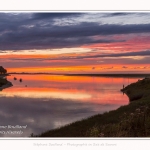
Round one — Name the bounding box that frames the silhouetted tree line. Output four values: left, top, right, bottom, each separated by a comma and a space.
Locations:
0, 66, 7, 74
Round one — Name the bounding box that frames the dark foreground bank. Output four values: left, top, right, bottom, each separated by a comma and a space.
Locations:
32, 78, 150, 137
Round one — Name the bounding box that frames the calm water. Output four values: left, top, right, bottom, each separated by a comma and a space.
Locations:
0, 74, 141, 137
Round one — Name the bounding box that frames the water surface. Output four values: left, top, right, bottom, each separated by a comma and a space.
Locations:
0, 74, 141, 137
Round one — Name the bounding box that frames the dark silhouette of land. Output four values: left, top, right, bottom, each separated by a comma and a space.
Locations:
9, 72, 150, 78
0, 66, 12, 90
0, 77, 13, 91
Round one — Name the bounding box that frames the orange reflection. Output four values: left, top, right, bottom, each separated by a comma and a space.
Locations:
1, 75, 138, 106
7, 74, 131, 84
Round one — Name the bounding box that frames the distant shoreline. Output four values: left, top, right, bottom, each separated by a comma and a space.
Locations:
8, 73, 150, 78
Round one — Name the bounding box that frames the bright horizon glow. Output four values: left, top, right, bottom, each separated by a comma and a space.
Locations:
6, 64, 150, 73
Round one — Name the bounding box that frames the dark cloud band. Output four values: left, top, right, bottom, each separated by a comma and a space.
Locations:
0, 13, 150, 50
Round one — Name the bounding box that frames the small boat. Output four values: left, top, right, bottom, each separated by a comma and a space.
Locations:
14, 77, 17, 80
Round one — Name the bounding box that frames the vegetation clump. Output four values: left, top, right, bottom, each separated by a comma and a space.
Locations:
0, 66, 7, 74
0, 78, 8, 87
86, 105, 150, 137
121, 78, 150, 101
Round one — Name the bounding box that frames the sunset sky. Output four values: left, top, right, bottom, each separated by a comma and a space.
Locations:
0, 12, 150, 74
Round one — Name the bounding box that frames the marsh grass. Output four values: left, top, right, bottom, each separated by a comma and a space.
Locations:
86, 104, 150, 137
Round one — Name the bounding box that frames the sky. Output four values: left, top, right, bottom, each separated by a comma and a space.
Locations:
0, 12, 150, 74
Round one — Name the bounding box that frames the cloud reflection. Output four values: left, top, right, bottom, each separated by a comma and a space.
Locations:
0, 96, 122, 137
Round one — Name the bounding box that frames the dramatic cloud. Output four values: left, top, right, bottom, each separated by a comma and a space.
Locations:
1, 13, 150, 50
30, 50, 150, 60
104, 12, 132, 17
32, 13, 83, 20
122, 66, 128, 69
0, 12, 150, 73
71, 50, 150, 60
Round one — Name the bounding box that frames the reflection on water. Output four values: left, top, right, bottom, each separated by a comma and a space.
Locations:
0, 74, 141, 137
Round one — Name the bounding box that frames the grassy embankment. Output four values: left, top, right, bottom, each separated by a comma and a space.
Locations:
33, 78, 150, 137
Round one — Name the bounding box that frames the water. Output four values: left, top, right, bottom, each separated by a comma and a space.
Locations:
0, 74, 141, 137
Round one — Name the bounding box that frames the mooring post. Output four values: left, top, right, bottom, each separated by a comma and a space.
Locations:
123, 84, 125, 95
